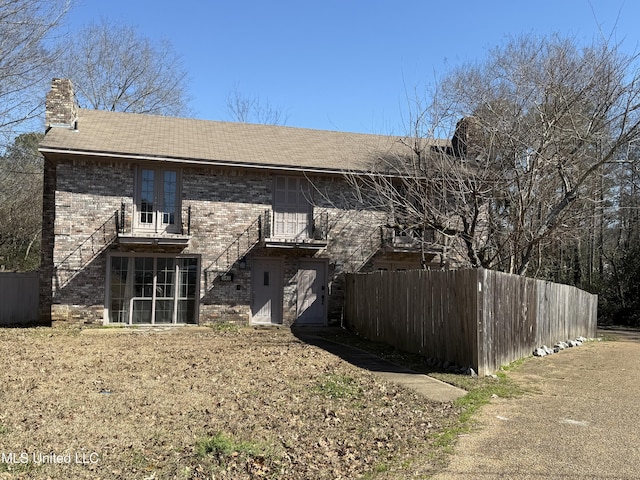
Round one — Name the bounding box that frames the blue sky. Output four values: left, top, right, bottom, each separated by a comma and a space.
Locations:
63, 0, 639, 135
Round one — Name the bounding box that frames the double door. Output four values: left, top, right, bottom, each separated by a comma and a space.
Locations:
250, 258, 326, 325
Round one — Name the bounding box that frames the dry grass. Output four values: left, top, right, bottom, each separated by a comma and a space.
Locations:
0, 326, 460, 479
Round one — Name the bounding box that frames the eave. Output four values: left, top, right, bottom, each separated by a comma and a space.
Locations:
37, 146, 368, 176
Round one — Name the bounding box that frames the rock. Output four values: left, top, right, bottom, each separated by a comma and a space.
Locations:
465, 367, 477, 377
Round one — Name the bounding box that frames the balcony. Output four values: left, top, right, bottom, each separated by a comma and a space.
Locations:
381, 226, 443, 255
116, 202, 191, 249
261, 209, 328, 249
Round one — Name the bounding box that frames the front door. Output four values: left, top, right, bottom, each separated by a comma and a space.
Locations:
296, 260, 327, 325
251, 258, 283, 324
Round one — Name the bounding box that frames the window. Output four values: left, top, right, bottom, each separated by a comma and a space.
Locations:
135, 167, 181, 233
273, 176, 311, 239
108, 255, 199, 324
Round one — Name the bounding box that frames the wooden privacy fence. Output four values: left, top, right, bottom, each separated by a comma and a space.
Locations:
0, 272, 39, 325
344, 268, 598, 376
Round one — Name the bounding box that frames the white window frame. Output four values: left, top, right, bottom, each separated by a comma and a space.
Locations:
133, 165, 182, 234
105, 253, 200, 325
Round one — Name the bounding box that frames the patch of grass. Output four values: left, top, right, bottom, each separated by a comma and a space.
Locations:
374, 462, 389, 472
0, 424, 9, 435
23, 326, 82, 337
0, 460, 35, 474
195, 432, 266, 459
315, 373, 361, 399
194, 432, 284, 478
361, 462, 390, 479
129, 450, 152, 469
209, 321, 240, 332
597, 332, 618, 342
499, 356, 529, 371
430, 366, 529, 455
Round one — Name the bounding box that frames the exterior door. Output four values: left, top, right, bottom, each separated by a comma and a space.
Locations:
251, 258, 283, 324
135, 167, 180, 234
296, 260, 327, 325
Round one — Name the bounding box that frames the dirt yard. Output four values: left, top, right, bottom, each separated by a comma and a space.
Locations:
0, 326, 460, 479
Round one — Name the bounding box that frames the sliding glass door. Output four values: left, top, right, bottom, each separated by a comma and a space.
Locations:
109, 255, 198, 324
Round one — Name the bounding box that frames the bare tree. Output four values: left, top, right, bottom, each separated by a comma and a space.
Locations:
0, 0, 69, 143
0, 132, 43, 270
57, 18, 191, 116
226, 83, 288, 125
342, 34, 640, 276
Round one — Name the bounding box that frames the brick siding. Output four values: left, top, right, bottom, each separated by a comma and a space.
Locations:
42, 158, 419, 327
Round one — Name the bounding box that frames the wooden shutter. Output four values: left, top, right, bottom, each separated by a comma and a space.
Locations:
273, 176, 310, 238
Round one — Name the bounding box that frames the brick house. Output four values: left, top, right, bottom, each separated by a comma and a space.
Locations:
38, 79, 448, 327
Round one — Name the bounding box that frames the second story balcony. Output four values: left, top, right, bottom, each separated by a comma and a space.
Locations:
261, 208, 328, 249
381, 226, 444, 255
116, 202, 191, 249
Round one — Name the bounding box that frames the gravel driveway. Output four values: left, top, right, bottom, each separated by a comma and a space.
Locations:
433, 329, 640, 480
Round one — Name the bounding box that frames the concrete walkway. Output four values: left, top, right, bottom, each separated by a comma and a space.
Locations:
433, 329, 640, 479
296, 333, 467, 403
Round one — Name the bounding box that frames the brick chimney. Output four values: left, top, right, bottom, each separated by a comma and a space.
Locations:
451, 116, 483, 159
45, 78, 78, 130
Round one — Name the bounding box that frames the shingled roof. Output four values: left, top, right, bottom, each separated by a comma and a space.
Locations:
40, 108, 449, 174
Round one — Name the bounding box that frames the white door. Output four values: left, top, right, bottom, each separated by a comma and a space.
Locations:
251, 258, 283, 324
135, 168, 180, 234
296, 260, 327, 325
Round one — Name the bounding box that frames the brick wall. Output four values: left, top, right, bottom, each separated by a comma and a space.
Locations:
47, 160, 132, 324
39, 158, 56, 325
182, 168, 385, 325
44, 159, 397, 326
